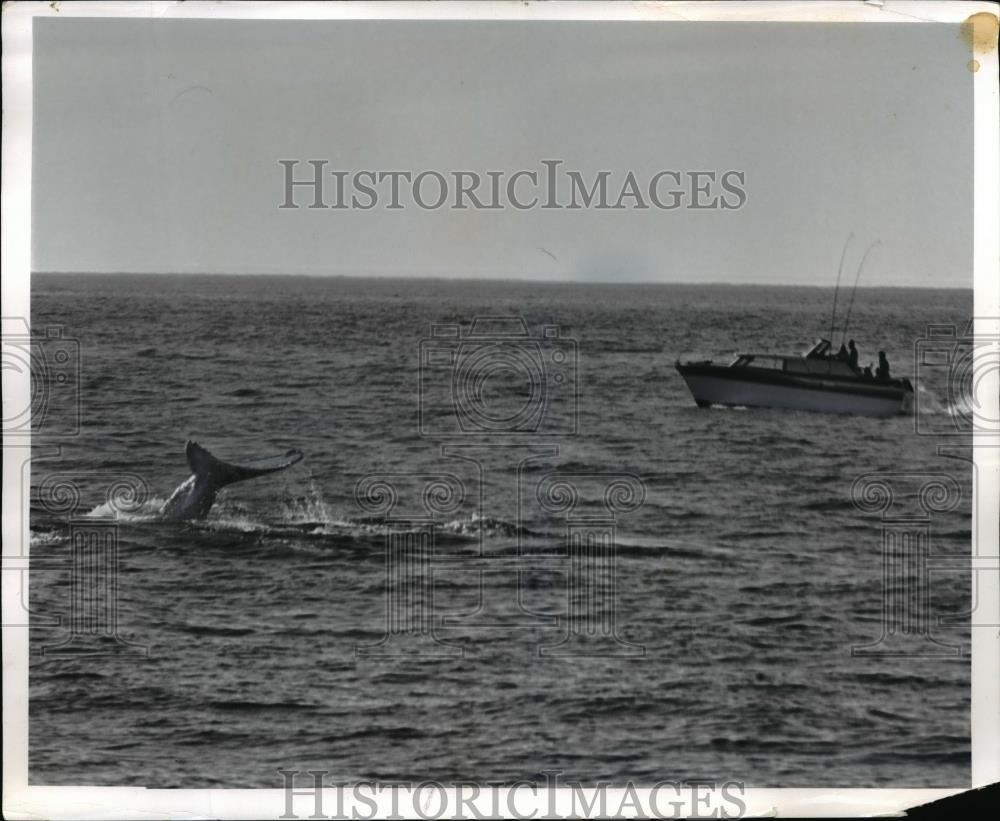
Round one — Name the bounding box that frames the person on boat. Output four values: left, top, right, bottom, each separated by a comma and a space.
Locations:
848, 340, 859, 373
836, 342, 849, 362
876, 351, 891, 381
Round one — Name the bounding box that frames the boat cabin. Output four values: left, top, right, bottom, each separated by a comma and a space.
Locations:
730, 339, 859, 378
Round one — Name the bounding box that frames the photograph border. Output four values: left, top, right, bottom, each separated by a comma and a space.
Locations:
3, 1, 998, 817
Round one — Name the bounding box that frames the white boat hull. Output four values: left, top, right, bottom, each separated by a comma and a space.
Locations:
679, 372, 912, 418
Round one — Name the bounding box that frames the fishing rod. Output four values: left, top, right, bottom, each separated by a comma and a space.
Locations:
828, 233, 854, 347
840, 239, 881, 347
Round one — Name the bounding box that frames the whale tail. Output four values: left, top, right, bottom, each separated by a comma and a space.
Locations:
160, 441, 304, 520
185, 440, 304, 487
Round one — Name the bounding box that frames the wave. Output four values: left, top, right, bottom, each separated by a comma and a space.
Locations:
205, 699, 317, 712
68, 480, 698, 550
439, 513, 535, 538
30, 530, 68, 546
212, 511, 540, 542
273, 481, 541, 539
67, 490, 711, 557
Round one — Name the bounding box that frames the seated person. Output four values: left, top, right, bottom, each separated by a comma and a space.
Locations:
848, 339, 859, 372
875, 351, 891, 381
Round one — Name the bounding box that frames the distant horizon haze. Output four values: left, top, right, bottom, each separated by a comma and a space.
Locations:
30, 271, 973, 291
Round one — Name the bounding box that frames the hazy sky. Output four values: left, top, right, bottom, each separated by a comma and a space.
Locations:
32, 18, 973, 286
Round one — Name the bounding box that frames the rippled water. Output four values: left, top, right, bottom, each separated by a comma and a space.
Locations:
29, 274, 972, 787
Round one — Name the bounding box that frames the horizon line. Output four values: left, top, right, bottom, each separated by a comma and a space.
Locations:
29, 271, 973, 290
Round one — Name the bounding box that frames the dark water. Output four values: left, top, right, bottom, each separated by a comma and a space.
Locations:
29, 274, 972, 788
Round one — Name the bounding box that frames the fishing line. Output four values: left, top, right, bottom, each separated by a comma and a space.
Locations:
841, 239, 881, 346
829, 233, 854, 346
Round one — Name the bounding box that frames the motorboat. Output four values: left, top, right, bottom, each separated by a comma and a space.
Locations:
675, 339, 914, 417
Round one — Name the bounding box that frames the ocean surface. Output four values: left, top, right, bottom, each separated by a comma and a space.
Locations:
28, 274, 973, 788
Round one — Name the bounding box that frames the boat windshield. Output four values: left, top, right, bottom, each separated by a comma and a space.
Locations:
730, 355, 783, 370
805, 339, 832, 359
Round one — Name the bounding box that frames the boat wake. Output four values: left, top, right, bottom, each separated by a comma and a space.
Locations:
916, 383, 977, 420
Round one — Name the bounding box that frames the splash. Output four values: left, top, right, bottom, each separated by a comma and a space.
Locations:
439, 512, 530, 539
85, 497, 166, 522
280, 479, 340, 525
75, 479, 539, 543
194, 514, 273, 534
916, 383, 972, 419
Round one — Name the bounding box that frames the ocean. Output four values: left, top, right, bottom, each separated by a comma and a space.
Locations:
28, 274, 973, 788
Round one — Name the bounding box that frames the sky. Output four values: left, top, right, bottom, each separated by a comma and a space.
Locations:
32, 18, 974, 287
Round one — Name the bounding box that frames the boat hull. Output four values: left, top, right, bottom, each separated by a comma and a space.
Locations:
676, 364, 913, 418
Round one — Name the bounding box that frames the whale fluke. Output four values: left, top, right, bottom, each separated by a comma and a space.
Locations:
159, 440, 304, 521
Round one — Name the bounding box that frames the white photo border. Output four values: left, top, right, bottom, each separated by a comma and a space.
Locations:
2, 1, 998, 818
